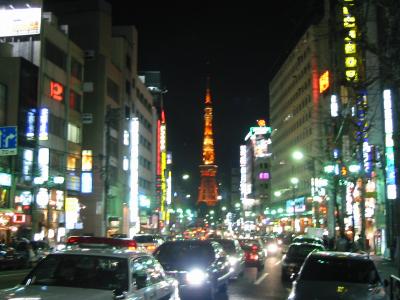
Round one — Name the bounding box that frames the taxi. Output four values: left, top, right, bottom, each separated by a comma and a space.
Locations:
0, 238, 179, 300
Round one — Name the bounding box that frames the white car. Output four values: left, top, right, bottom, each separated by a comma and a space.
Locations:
288, 251, 387, 300
0, 247, 179, 300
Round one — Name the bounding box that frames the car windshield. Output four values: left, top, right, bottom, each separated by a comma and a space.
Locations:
212, 240, 235, 254
154, 241, 215, 270
22, 254, 128, 291
300, 256, 380, 284
134, 235, 155, 243
287, 244, 324, 258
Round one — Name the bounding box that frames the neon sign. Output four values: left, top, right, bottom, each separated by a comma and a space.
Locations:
39, 108, 49, 140
319, 70, 330, 93
342, 0, 359, 82
50, 81, 64, 101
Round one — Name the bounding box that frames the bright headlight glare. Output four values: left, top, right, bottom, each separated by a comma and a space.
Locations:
186, 269, 208, 285
228, 256, 238, 265
267, 244, 278, 252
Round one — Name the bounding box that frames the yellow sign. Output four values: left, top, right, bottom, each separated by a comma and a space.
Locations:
319, 71, 330, 94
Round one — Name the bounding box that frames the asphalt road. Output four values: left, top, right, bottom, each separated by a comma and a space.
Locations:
0, 255, 291, 300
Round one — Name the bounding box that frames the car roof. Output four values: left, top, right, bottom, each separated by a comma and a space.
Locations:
289, 242, 325, 248
308, 251, 371, 261
53, 248, 149, 259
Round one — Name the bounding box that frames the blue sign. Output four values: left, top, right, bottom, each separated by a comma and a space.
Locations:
0, 126, 17, 156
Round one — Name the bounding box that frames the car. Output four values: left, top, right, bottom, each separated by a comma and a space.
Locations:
12, 239, 39, 267
292, 235, 324, 246
281, 242, 325, 281
66, 235, 138, 250
209, 238, 245, 279
239, 239, 265, 271
134, 234, 164, 253
288, 251, 387, 300
263, 236, 281, 256
0, 247, 179, 300
153, 239, 231, 299
0, 244, 27, 270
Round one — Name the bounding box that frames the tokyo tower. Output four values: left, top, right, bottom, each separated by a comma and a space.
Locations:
197, 78, 219, 207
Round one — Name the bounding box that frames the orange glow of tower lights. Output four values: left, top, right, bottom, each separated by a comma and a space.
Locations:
202, 81, 215, 165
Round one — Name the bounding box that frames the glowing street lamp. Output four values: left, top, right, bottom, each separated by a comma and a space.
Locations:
182, 174, 190, 180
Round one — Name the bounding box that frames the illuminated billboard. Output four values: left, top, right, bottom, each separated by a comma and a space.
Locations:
0, 8, 42, 38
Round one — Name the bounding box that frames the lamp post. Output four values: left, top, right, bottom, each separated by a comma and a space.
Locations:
290, 177, 299, 232
292, 150, 320, 228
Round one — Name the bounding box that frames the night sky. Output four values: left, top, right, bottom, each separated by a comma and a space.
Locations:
109, 1, 323, 199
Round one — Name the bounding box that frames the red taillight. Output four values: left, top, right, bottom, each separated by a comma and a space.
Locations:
251, 245, 259, 251
249, 253, 259, 260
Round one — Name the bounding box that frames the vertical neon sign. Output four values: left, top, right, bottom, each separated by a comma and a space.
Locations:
383, 90, 397, 199
129, 118, 140, 234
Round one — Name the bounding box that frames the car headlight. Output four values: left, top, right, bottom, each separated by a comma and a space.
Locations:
267, 244, 278, 253
228, 256, 238, 266
186, 269, 208, 285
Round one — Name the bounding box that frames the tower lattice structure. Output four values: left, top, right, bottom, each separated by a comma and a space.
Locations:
198, 80, 219, 207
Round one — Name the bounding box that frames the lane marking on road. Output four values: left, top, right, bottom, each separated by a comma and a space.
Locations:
254, 272, 269, 285
274, 259, 283, 266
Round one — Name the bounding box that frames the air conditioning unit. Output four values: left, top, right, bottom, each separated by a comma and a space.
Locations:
60, 24, 69, 35
84, 50, 95, 59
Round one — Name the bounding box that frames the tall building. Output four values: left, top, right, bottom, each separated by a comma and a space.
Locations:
269, 4, 329, 233
197, 80, 219, 209
0, 2, 85, 243
45, 0, 156, 237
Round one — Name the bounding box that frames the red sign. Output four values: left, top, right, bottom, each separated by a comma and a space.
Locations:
50, 81, 64, 101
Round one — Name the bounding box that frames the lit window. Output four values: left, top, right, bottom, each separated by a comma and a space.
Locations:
68, 123, 81, 143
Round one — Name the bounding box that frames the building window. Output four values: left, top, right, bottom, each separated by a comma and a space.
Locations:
69, 90, 82, 112
50, 150, 64, 173
71, 58, 83, 80
67, 156, 77, 171
68, 123, 81, 143
45, 39, 66, 70
107, 78, 119, 103
49, 113, 65, 138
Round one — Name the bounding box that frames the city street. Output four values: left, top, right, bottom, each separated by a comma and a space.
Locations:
0, 255, 291, 300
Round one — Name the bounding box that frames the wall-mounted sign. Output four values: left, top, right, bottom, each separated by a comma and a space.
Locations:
82, 150, 93, 171
0, 172, 11, 186
319, 70, 330, 93
50, 81, 64, 102
0, 8, 42, 38
39, 108, 49, 140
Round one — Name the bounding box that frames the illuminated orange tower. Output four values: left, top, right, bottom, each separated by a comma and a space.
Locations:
198, 79, 219, 207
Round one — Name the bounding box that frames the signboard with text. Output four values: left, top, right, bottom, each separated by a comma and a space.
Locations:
0, 126, 17, 156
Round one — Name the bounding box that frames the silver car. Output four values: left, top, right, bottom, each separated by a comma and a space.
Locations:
0, 248, 179, 300
288, 251, 387, 300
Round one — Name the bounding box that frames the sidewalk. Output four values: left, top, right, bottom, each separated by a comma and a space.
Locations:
371, 255, 399, 280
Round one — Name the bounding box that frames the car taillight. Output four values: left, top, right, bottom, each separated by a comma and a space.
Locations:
251, 245, 259, 251
249, 253, 259, 260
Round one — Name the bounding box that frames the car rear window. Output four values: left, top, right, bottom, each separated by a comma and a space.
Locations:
299, 256, 380, 284
154, 241, 215, 270
287, 244, 324, 258
134, 235, 155, 243
211, 240, 235, 254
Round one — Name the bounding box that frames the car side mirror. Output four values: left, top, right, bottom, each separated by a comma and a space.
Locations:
135, 273, 148, 289
113, 288, 127, 299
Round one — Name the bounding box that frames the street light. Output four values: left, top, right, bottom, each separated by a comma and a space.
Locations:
290, 177, 299, 232
182, 174, 190, 180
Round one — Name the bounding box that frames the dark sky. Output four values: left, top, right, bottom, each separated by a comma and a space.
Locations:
109, 1, 323, 197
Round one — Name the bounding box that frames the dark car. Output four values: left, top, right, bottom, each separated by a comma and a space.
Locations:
281, 242, 325, 281
288, 251, 387, 300
153, 239, 231, 299
239, 239, 265, 271
209, 238, 245, 279
0, 244, 27, 269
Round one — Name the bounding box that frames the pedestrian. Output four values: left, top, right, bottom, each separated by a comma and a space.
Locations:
336, 233, 350, 252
